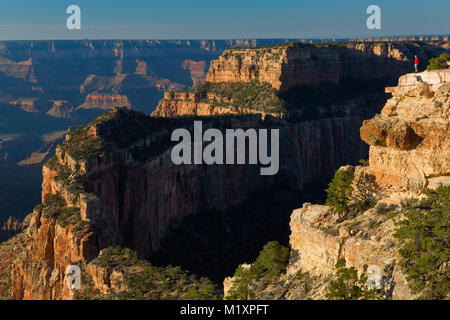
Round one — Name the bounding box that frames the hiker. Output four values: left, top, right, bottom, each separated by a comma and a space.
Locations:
414, 55, 419, 73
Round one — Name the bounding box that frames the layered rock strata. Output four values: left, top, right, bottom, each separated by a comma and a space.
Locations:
10, 98, 374, 299
281, 70, 450, 299
360, 70, 450, 190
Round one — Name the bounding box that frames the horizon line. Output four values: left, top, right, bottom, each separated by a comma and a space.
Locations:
0, 34, 449, 42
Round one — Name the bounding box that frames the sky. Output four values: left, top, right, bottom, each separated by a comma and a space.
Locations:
0, 0, 449, 40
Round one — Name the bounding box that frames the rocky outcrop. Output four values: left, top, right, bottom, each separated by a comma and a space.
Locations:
0, 234, 26, 300
155, 41, 449, 118
77, 93, 131, 110
0, 57, 36, 83
46, 101, 78, 119
288, 199, 413, 299
10, 96, 376, 299
152, 91, 216, 117
0, 39, 297, 114
11, 210, 97, 300
153, 90, 282, 118
2, 216, 25, 233
360, 70, 450, 190
181, 60, 207, 87
6, 98, 51, 113
207, 42, 448, 92
280, 70, 450, 300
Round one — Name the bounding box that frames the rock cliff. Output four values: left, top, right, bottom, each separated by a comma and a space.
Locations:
360, 69, 450, 190
206, 42, 447, 91
0, 39, 296, 114
3, 43, 449, 300
256, 69, 450, 300
78, 93, 131, 110
153, 41, 449, 117
9, 96, 376, 299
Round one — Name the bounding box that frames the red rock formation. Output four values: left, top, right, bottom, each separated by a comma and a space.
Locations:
78, 93, 131, 110
2, 217, 24, 233
7, 98, 51, 113
0, 57, 36, 82
10, 96, 376, 299
46, 101, 77, 119
206, 42, 445, 92
182, 60, 207, 86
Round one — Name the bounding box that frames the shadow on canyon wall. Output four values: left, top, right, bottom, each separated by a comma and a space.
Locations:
150, 182, 328, 284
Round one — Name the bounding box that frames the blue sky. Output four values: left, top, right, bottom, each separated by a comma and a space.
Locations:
0, 0, 448, 40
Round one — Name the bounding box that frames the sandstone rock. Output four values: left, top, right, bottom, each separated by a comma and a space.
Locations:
361, 70, 450, 190
46, 100, 78, 119
2, 216, 24, 233
206, 43, 445, 92
77, 93, 131, 110
11, 102, 375, 299
361, 116, 421, 150
288, 201, 415, 299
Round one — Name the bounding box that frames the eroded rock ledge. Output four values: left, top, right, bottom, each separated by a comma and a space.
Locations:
280, 70, 449, 299
361, 70, 450, 190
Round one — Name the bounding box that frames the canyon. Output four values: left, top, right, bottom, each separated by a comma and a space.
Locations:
0, 39, 296, 227
0, 40, 449, 300
153, 41, 449, 118
224, 69, 450, 300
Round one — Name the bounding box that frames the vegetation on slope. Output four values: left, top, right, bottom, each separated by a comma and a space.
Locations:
191, 80, 286, 114
57, 107, 265, 162
226, 241, 290, 300
325, 168, 376, 220
326, 258, 384, 300
35, 192, 88, 232
394, 186, 450, 300
325, 169, 355, 219
427, 53, 450, 70
77, 246, 221, 300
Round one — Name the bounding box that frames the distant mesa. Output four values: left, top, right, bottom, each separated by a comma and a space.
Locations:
77, 93, 131, 110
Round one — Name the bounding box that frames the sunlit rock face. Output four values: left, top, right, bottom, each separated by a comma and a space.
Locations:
361, 69, 450, 190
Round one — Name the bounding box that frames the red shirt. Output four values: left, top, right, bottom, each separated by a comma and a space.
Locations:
415, 57, 419, 65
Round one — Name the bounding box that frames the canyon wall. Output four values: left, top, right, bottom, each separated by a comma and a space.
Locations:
0, 39, 296, 224
283, 70, 450, 299
10, 98, 375, 299
78, 93, 131, 110
5, 43, 449, 300
206, 42, 448, 91
154, 41, 449, 118
0, 39, 296, 113
360, 69, 450, 190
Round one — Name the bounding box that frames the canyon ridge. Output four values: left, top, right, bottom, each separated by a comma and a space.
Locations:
0, 40, 449, 300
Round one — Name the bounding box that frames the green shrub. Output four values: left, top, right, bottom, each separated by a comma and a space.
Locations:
375, 202, 396, 215
394, 186, 450, 299
326, 258, 384, 300
252, 241, 290, 279
97, 246, 221, 300
427, 53, 450, 70
325, 169, 355, 219
352, 172, 377, 212
191, 80, 286, 114
227, 241, 290, 300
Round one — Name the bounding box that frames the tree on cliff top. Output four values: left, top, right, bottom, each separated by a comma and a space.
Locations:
394, 186, 450, 300
227, 241, 290, 300
326, 258, 384, 300
427, 53, 450, 70
325, 169, 355, 219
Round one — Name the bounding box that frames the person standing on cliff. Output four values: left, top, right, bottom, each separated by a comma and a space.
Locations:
414, 55, 419, 73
